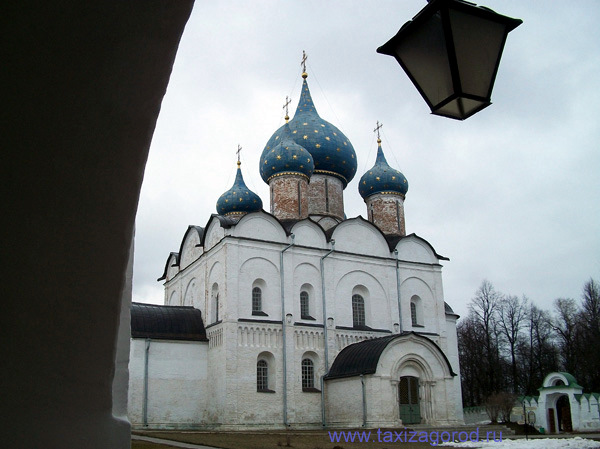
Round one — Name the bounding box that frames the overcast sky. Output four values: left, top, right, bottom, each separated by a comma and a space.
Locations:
133, 0, 600, 319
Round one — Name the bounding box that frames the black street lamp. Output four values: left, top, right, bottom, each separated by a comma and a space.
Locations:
377, 0, 522, 120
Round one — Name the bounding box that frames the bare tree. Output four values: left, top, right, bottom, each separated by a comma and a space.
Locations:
524, 304, 558, 395
469, 280, 502, 393
552, 297, 580, 375
580, 278, 600, 390
498, 295, 528, 393
458, 313, 488, 406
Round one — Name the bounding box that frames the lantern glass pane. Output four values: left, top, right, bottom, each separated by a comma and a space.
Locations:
449, 9, 507, 99
394, 12, 454, 108
435, 97, 487, 119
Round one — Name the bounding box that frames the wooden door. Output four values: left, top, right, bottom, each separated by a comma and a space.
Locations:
399, 376, 421, 424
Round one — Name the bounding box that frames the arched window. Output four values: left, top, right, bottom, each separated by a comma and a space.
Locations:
252, 287, 262, 314
211, 283, 219, 323
214, 293, 219, 322
352, 294, 365, 328
257, 359, 268, 391
302, 358, 314, 390
300, 291, 310, 318
411, 302, 418, 326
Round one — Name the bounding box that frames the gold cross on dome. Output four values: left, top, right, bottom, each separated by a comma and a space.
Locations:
236, 144, 242, 164
283, 96, 292, 122
374, 121, 383, 140
301, 50, 307, 73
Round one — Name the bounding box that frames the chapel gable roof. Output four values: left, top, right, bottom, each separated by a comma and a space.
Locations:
131, 302, 208, 341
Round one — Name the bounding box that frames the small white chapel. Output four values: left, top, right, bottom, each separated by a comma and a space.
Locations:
128, 62, 464, 429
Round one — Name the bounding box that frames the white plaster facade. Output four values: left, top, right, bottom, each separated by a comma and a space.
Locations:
128, 211, 464, 429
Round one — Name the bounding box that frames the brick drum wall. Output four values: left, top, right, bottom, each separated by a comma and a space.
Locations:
307, 174, 344, 220
366, 194, 406, 236
270, 175, 309, 220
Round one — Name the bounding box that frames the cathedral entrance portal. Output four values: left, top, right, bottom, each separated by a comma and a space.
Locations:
399, 376, 421, 424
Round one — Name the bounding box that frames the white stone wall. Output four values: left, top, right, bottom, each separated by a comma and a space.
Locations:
128, 339, 208, 428
147, 211, 462, 428
326, 377, 365, 427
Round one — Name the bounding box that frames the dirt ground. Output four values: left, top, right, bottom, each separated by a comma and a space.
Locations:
132, 429, 455, 449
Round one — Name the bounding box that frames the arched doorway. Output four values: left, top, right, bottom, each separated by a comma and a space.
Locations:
399, 376, 421, 424
556, 395, 572, 432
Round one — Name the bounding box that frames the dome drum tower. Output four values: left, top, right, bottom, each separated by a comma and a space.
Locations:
365, 193, 406, 236
261, 123, 315, 221
261, 71, 357, 229
359, 138, 409, 237
269, 174, 310, 220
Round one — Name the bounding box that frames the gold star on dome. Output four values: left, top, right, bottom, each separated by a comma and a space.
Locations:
300, 165, 304, 168
275, 136, 279, 140
314, 129, 318, 133
303, 135, 308, 139
336, 148, 340, 152
303, 122, 308, 126
315, 144, 321, 148
239, 197, 243, 201
351, 154, 354, 159
293, 130, 297, 134
276, 155, 281, 160
264, 160, 268, 164
225, 199, 229, 203
321, 124, 325, 127
342, 161, 346, 164
326, 156, 330, 160
232, 191, 236, 195
376, 177, 380, 181
292, 155, 297, 159
344, 142, 347, 146
363, 181, 366, 185
325, 137, 330, 141
333, 132, 337, 136
307, 158, 311, 163
392, 176, 396, 180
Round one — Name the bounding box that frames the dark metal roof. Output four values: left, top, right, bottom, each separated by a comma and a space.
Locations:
325, 331, 456, 380
131, 302, 208, 341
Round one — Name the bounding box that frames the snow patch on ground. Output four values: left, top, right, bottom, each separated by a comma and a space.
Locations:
440, 437, 600, 448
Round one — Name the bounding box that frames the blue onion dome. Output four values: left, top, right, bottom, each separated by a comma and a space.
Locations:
260, 123, 314, 183
261, 73, 357, 188
358, 139, 409, 200
216, 161, 263, 217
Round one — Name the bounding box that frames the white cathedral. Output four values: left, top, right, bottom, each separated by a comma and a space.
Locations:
128, 68, 464, 429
